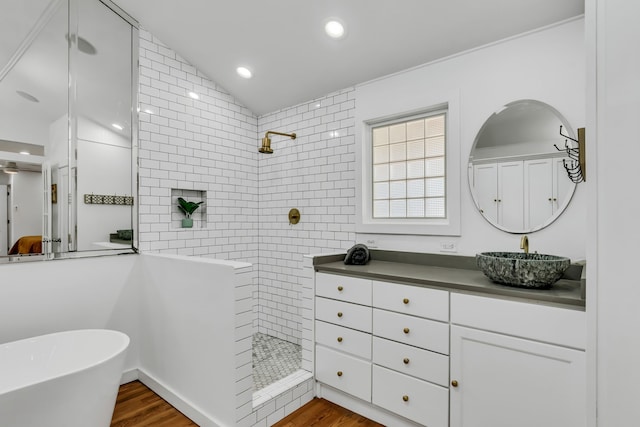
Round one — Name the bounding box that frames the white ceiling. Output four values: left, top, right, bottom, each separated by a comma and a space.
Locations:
112, 0, 584, 116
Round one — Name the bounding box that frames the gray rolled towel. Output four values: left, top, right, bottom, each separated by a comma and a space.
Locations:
344, 244, 370, 265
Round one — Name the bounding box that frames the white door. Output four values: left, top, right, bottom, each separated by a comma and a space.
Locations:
497, 161, 523, 230
473, 163, 498, 224
0, 184, 7, 256
450, 325, 586, 427
524, 158, 554, 229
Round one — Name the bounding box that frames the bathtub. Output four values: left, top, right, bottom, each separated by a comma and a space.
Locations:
0, 329, 129, 427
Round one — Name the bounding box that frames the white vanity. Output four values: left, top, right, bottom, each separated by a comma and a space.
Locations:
312, 251, 585, 427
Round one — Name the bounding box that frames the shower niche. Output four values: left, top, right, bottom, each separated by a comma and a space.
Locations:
171, 188, 207, 229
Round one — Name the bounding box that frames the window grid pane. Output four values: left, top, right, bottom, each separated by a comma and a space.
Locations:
371, 112, 446, 219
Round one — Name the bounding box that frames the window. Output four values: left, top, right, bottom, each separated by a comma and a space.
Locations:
354, 82, 460, 236
371, 112, 446, 219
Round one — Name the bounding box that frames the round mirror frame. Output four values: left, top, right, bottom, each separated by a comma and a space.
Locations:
468, 99, 577, 234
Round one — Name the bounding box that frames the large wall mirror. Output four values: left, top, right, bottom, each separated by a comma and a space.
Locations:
468, 100, 577, 233
0, 0, 138, 261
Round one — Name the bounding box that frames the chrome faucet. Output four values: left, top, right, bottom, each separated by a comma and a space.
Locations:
520, 235, 529, 254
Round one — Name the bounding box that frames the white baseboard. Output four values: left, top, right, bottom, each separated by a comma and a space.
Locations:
317, 384, 423, 427
120, 368, 139, 385
137, 369, 225, 427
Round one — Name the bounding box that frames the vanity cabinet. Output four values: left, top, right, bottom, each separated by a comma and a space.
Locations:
449, 293, 586, 427
314, 272, 450, 427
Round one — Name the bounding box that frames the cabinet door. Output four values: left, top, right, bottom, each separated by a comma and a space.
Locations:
450, 325, 586, 427
497, 161, 524, 230
473, 163, 498, 224
524, 158, 554, 229
553, 157, 574, 214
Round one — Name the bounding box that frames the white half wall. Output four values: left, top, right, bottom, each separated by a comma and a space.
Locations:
0, 255, 140, 374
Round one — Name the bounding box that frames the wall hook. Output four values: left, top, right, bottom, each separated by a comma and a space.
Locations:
554, 125, 586, 183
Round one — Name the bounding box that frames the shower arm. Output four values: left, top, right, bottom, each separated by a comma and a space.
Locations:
265, 131, 296, 140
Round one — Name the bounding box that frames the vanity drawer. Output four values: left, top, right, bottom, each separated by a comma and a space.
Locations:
316, 345, 372, 402
372, 365, 448, 427
373, 280, 449, 321
373, 309, 449, 355
316, 273, 372, 305
316, 320, 372, 359
316, 297, 372, 333
373, 336, 449, 387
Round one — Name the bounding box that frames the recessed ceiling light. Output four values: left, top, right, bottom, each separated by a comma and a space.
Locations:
324, 19, 346, 39
112, 123, 124, 131
188, 91, 200, 100
236, 66, 253, 79
19, 151, 30, 155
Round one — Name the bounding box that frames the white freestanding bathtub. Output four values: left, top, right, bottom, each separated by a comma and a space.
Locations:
0, 329, 130, 427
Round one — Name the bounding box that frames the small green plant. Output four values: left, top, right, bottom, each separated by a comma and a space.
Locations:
177, 197, 203, 218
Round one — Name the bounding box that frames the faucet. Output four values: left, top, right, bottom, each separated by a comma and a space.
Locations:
520, 235, 529, 254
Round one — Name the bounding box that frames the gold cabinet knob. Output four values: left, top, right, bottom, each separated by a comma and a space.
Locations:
337, 371, 343, 377
403, 358, 410, 364
337, 286, 343, 291
451, 380, 458, 387
402, 395, 409, 402
337, 337, 343, 342
337, 312, 343, 318
403, 327, 410, 334
403, 298, 409, 304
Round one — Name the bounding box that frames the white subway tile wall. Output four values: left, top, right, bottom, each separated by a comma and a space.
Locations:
257, 91, 357, 345
138, 28, 356, 425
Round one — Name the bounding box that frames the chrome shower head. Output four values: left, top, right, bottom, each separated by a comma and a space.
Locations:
259, 131, 296, 154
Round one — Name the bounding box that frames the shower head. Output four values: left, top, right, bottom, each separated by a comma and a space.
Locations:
259, 131, 296, 154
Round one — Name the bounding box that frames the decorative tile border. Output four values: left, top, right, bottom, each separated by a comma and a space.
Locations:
84, 194, 134, 205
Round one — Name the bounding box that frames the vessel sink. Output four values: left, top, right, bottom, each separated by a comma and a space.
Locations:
476, 252, 571, 288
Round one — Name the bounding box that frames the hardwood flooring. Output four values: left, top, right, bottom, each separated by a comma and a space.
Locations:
110, 381, 197, 427
272, 397, 385, 427
111, 381, 383, 427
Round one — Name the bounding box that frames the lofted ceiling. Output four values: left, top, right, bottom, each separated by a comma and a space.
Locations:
112, 0, 584, 116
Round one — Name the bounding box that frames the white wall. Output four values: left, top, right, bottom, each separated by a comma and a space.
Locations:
354, 18, 586, 260
589, 0, 640, 425
0, 255, 140, 373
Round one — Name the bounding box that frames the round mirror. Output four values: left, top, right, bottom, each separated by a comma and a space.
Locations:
468, 100, 577, 233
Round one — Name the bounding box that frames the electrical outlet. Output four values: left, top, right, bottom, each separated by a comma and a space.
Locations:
440, 242, 457, 253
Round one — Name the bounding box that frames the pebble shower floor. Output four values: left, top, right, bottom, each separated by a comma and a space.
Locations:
252, 333, 302, 390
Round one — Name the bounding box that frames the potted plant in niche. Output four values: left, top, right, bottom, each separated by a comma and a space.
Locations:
177, 197, 203, 228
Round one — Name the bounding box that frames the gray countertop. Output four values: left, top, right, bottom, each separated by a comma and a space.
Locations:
314, 251, 585, 310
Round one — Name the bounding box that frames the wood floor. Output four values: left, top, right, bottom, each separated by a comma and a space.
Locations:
111, 381, 384, 427
110, 381, 197, 427
272, 398, 385, 427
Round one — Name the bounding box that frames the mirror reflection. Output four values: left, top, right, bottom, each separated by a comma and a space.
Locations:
468, 100, 576, 233
0, 0, 137, 260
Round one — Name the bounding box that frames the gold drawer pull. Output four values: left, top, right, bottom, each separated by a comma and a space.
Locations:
337, 371, 343, 377
403, 358, 410, 364
337, 286, 343, 291
403, 327, 410, 334
337, 337, 343, 342
337, 312, 343, 318
451, 380, 459, 387
402, 395, 409, 402
403, 298, 409, 304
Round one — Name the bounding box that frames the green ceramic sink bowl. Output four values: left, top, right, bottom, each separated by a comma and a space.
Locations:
476, 252, 571, 288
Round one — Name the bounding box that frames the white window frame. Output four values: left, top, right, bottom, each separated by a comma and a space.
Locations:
355, 86, 461, 236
